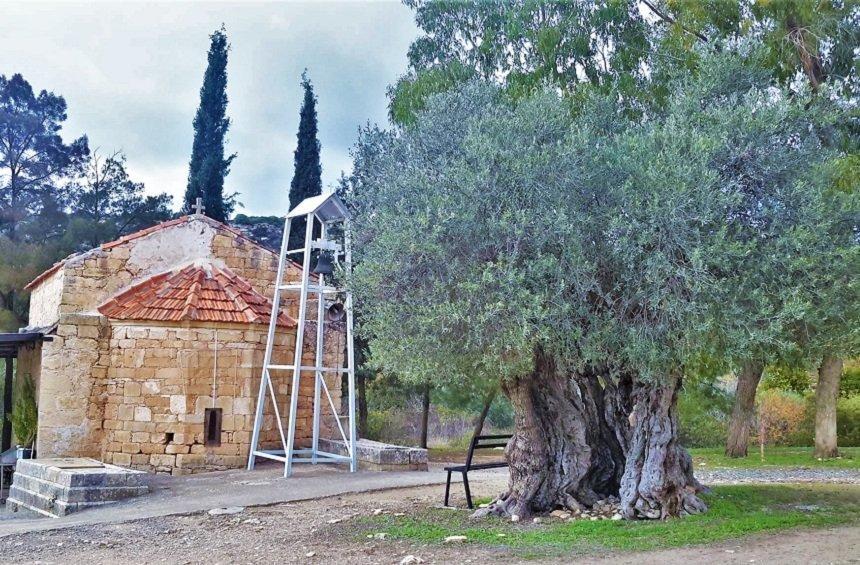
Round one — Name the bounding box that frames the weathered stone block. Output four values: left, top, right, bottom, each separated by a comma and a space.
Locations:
121, 443, 141, 454
169, 395, 186, 414
131, 432, 150, 443
77, 325, 101, 339
150, 454, 176, 467
126, 327, 149, 339
233, 397, 252, 415
142, 380, 160, 394
112, 453, 132, 466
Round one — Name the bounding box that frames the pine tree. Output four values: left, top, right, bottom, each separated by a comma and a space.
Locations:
184, 25, 236, 223
288, 70, 322, 256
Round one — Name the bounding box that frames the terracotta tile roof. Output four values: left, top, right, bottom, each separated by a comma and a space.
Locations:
25, 214, 295, 291
98, 264, 296, 327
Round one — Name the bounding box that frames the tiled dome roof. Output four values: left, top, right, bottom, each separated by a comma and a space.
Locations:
98, 264, 295, 327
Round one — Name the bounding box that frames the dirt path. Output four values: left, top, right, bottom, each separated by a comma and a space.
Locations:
578, 526, 860, 565
2, 476, 858, 564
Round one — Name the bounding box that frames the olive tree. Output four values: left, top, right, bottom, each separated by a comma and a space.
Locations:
346, 53, 851, 519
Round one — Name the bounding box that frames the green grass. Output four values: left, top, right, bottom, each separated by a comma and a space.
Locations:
354, 485, 860, 558
690, 446, 860, 469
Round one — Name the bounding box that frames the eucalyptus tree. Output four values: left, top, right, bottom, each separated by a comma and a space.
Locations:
654, 0, 858, 97
390, 0, 651, 124
796, 163, 859, 457
347, 51, 850, 519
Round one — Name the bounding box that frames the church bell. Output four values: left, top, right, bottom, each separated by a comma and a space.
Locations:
325, 302, 346, 323
312, 253, 334, 276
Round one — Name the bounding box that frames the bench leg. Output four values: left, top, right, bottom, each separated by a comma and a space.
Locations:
444, 470, 452, 507
463, 472, 473, 509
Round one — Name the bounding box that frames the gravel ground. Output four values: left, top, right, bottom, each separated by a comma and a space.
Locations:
1, 467, 858, 564
1, 484, 506, 564
696, 467, 860, 485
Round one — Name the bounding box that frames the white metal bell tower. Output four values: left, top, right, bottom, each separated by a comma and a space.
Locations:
247, 193, 357, 476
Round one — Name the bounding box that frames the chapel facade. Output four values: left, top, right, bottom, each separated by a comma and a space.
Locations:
18, 213, 342, 474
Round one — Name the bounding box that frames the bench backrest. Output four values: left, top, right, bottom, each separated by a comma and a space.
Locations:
465, 433, 512, 470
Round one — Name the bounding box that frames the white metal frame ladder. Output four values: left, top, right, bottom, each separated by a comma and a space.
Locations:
247, 193, 358, 477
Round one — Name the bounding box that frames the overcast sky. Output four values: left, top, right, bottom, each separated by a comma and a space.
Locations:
0, 1, 418, 216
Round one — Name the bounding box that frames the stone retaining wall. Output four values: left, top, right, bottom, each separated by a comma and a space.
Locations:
319, 438, 428, 471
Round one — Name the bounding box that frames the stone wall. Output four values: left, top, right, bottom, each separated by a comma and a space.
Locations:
27, 268, 63, 329
100, 320, 344, 474
35, 313, 111, 459
23, 215, 343, 469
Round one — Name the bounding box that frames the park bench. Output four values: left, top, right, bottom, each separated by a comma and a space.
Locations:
443, 433, 512, 509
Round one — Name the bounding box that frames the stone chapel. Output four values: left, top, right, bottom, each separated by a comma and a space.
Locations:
15, 213, 342, 474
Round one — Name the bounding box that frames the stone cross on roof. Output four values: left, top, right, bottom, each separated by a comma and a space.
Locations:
192, 197, 205, 216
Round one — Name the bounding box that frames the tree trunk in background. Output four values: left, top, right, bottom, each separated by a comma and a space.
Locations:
472, 389, 497, 438
357, 374, 368, 438
419, 382, 430, 449
814, 355, 843, 459
474, 351, 623, 519
725, 361, 765, 458
620, 373, 707, 519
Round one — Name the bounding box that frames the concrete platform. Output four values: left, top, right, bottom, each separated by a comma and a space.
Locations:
0, 462, 471, 537
6, 458, 149, 518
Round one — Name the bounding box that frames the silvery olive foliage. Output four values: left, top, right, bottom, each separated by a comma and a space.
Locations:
346, 52, 856, 387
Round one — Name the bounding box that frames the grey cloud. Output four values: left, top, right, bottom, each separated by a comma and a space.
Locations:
0, 1, 417, 215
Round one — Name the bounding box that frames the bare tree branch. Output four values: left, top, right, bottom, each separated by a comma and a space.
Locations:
640, 0, 709, 44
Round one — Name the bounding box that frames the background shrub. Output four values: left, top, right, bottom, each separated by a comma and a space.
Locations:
677, 379, 732, 448
753, 389, 808, 447
837, 395, 860, 446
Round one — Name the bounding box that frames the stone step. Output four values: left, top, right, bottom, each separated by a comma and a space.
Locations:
12, 473, 149, 503
15, 458, 147, 488
6, 485, 124, 518
6, 458, 150, 518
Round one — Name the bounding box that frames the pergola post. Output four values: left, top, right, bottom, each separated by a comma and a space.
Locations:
2, 357, 13, 452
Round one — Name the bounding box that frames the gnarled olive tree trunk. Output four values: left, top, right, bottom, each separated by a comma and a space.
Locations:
620, 373, 707, 519
725, 361, 765, 458
814, 355, 843, 459
474, 352, 624, 519
577, 371, 633, 496
474, 354, 705, 521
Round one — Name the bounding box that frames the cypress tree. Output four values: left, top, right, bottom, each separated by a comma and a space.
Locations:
288, 70, 322, 255
184, 25, 236, 223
